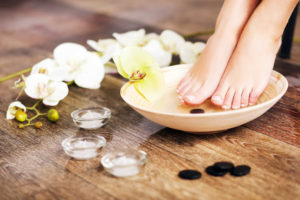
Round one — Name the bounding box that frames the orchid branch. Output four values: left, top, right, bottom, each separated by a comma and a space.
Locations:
0, 67, 32, 83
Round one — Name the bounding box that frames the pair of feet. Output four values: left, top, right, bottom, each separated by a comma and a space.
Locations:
177, 13, 281, 109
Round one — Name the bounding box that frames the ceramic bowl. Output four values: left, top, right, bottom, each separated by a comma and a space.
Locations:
120, 64, 288, 133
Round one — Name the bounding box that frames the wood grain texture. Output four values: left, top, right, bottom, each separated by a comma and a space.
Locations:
0, 0, 299, 199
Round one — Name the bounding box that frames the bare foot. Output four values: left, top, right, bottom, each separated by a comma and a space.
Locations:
177, 0, 260, 105
211, 32, 281, 109
177, 33, 237, 105
211, 0, 299, 109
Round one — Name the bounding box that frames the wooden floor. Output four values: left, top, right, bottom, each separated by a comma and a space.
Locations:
0, 0, 299, 200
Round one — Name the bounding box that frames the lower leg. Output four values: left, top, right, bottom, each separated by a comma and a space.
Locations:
177, 0, 260, 105
212, 0, 299, 109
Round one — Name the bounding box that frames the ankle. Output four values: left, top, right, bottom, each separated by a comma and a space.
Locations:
208, 31, 239, 46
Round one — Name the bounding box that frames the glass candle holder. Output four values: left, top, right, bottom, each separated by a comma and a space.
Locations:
101, 149, 147, 177
71, 107, 111, 130
62, 135, 106, 160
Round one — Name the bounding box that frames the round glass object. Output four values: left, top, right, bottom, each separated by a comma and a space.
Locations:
71, 107, 111, 130
101, 149, 147, 177
62, 135, 106, 160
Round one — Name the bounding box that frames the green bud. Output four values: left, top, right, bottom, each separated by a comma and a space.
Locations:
18, 124, 25, 129
48, 109, 59, 122
35, 121, 43, 129
15, 110, 27, 122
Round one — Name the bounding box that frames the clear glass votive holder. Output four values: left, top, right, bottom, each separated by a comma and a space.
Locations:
62, 135, 107, 160
71, 107, 111, 130
100, 149, 147, 177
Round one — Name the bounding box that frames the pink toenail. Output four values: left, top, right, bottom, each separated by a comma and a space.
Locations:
232, 105, 240, 109
222, 105, 230, 110
241, 104, 246, 107
212, 96, 222, 104
186, 95, 195, 102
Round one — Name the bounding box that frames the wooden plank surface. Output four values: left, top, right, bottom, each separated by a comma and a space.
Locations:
0, 0, 299, 199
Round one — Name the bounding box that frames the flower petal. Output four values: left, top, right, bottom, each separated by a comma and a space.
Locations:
134, 66, 165, 102
113, 55, 129, 78
31, 58, 67, 82
113, 29, 146, 47
101, 43, 122, 64
54, 42, 88, 66
193, 42, 206, 54
87, 40, 102, 52
160, 30, 185, 54
119, 46, 159, 77
179, 42, 197, 64
74, 52, 105, 89
142, 39, 172, 67
179, 41, 206, 64
43, 81, 69, 106
6, 101, 26, 119
53, 43, 88, 82
25, 74, 50, 99
104, 62, 118, 74
141, 33, 160, 46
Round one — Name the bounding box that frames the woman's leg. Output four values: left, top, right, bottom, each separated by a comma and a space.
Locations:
177, 0, 260, 105
212, 0, 299, 109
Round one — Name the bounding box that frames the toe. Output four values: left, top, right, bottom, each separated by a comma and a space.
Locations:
183, 86, 209, 105
211, 83, 229, 106
232, 89, 242, 109
177, 82, 193, 99
177, 77, 189, 93
249, 87, 264, 105
241, 88, 251, 107
222, 88, 235, 109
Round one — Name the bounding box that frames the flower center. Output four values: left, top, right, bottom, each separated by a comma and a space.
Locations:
38, 68, 47, 74
38, 83, 48, 98
67, 59, 85, 73
129, 70, 146, 81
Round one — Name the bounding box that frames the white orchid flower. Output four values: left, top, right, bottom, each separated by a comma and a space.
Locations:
113, 29, 146, 47
141, 33, 160, 45
25, 74, 68, 106
53, 43, 105, 89
72, 52, 105, 89
31, 58, 67, 82
6, 101, 26, 120
160, 30, 185, 54
87, 39, 122, 64
142, 39, 172, 67
179, 41, 206, 64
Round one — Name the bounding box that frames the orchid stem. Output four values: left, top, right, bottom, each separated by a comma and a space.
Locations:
294, 37, 300, 43
183, 30, 215, 39
0, 67, 32, 83
24, 100, 47, 126
67, 81, 74, 86
105, 61, 117, 68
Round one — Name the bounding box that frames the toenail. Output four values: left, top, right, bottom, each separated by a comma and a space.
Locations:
249, 103, 254, 106
212, 96, 222, 104
186, 95, 195, 102
241, 104, 246, 107
222, 105, 230, 110
232, 105, 240, 109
